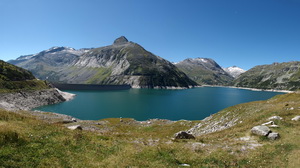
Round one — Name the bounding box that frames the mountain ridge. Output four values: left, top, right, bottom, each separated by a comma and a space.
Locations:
175, 57, 234, 85
9, 37, 197, 89
233, 61, 300, 91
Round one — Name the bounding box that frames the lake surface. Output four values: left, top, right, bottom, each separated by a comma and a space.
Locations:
36, 87, 284, 121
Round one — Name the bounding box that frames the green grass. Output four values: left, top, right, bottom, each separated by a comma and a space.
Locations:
0, 93, 300, 167
0, 60, 51, 93
0, 79, 51, 93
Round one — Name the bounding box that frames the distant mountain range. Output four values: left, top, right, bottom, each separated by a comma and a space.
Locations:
9, 36, 197, 89
9, 36, 300, 91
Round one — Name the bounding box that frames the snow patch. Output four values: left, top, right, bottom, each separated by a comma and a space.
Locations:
223, 66, 246, 78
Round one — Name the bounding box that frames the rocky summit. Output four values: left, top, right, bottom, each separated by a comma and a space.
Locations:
175, 58, 234, 85
9, 37, 197, 89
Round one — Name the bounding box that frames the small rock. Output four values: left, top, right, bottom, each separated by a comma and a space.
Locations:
251, 126, 271, 136
72, 118, 77, 122
67, 125, 83, 130
174, 131, 195, 139
262, 121, 274, 126
179, 163, 190, 167
291, 116, 300, 121
269, 125, 279, 128
268, 116, 283, 120
267, 132, 280, 140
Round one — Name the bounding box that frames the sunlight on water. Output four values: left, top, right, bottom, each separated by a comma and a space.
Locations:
36, 87, 283, 121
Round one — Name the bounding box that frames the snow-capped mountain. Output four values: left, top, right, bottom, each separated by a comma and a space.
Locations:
223, 66, 246, 78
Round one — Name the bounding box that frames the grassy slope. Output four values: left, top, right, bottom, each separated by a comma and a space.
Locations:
0, 60, 50, 93
0, 92, 299, 167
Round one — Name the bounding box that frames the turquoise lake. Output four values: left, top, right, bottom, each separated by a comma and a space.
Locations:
36, 87, 284, 121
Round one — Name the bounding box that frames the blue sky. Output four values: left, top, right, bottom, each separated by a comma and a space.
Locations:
1, 0, 300, 70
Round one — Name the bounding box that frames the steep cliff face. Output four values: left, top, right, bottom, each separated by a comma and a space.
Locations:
10, 36, 197, 88
175, 58, 234, 85
233, 61, 300, 91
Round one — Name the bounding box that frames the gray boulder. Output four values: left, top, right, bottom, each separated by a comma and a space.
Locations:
174, 131, 195, 139
268, 132, 280, 140
251, 126, 271, 136
291, 116, 300, 121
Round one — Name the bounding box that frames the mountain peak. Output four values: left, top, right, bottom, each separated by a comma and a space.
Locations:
223, 66, 246, 78
113, 36, 129, 45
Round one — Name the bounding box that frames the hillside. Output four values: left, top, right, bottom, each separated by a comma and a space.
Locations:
0, 60, 50, 92
0, 92, 299, 167
175, 58, 234, 85
9, 37, 197, 89
233, 61, 300, 91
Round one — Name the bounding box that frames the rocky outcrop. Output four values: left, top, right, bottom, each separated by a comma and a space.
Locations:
187, 112, 240, 136
174, 131, 195, 140
0, 89, 67, 111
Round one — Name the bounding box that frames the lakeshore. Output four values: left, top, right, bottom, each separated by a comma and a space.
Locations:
201, 85, 294, 93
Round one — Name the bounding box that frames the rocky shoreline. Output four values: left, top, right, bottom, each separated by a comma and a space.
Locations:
0, 88, 75, 111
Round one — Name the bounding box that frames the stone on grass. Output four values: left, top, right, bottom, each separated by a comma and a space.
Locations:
251, 126, 271, 136
267, 132, 280, 140
268, 116, 283, 120
291, 116, 300, 121
174, 131, 195, 139
179, 163, 191, 167
67, 125, 83, 130
262, 121, 274, 126
269, 125, 279, 128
